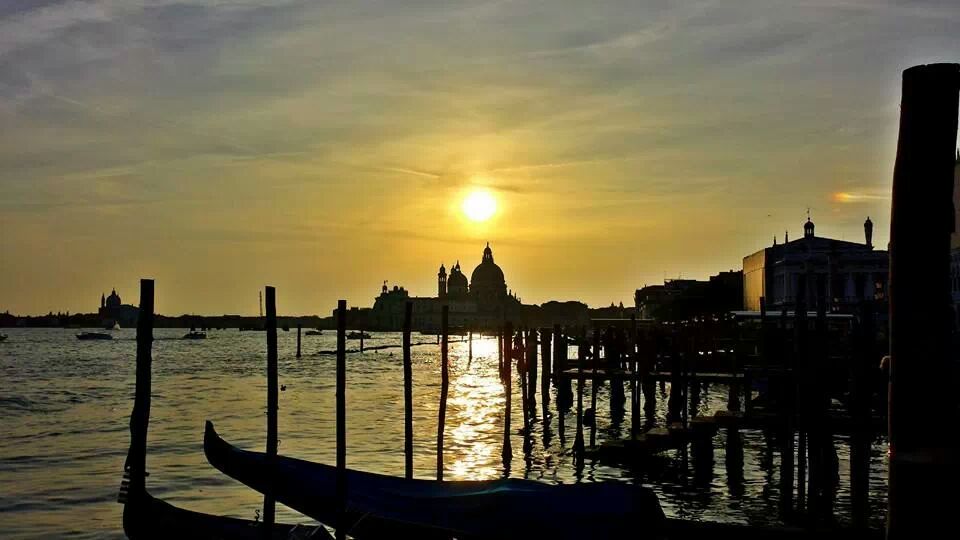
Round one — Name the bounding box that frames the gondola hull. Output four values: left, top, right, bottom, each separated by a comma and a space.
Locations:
204, 421, 665, 539
122, 490, 328, 540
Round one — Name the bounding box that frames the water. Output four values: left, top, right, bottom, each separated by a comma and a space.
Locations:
0, 328, 887, 538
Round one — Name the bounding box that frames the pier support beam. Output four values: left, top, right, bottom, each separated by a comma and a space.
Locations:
887, 63, 960, 538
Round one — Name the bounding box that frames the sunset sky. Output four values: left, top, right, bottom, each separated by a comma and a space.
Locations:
2, 1, 959, 315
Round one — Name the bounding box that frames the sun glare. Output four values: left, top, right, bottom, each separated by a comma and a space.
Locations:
462, 190, 497, 222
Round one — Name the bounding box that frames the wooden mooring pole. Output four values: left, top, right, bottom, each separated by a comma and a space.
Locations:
403, 302, 413, 479
437, 304, 449, 480
335, 300, 347, 540
262, 286, 278, 538
540, 328, 551, 421
887, 63, 960, 538
121, 279, 154, 506
589, 329, 600, 448
574, 330, 586, 464
296, 324, 302, 358
501, 321, 513, 465
527, 328, 538, 417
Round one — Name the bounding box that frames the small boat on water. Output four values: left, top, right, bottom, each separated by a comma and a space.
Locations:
204, 421, 665, 539
77, 331, 113, 340
0, 334, 7, 342
182, 331, 207, 340
105, 322, 121, 331
304, 329, 323, 336
347, 331, 371, 340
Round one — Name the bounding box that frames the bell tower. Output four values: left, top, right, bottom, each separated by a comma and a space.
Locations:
438, 264, 447, 298
804, 209, 815, 239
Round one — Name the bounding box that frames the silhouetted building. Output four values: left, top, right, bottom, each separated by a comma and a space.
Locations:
98, 289, 139, 326
742, 215, 888, 313
370, 243, 521, 332
635, 271, 743, 321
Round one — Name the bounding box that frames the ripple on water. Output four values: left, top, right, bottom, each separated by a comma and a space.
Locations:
0, 329, 888, 538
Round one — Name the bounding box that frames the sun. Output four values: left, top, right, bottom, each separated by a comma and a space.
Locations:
462, 190, 497, 222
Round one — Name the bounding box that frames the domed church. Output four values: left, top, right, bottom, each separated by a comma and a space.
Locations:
438, 243, 512, 311
373, 243, 521, 332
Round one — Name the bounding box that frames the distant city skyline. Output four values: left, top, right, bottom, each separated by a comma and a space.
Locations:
2, 1, 959, 315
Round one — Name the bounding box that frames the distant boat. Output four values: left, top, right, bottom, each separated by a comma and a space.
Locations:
304, 329, 323, 336
77, 332, 113, 340
0, 334, 7, 342
182, 331, 207, 340
105, 322, 121, 330
347, 331, 371, 340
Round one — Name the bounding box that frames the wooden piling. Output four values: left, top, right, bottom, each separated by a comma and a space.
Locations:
335, 300, 347, 540
540, 328, 551, 421
781, 288, 804, 515
123, 278, 155, 502
296, 324, 302, 358
573, 330, 586, 464
437, 304, 449, 481
589, 329, 600, 447
262, 287, 279, 537
887, 63, 960, 538
850, 301, 873, 527
501, 322, 513, 464
498, 326, 504, 383
517, 331, 530, 442
527, 329, 538, 417
403, 302, 413, 480
468, 330, 473, 363
630, 315, 638, 439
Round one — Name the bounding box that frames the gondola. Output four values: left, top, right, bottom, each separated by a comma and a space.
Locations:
204, 421, 665, 540
121, 488, 329, 539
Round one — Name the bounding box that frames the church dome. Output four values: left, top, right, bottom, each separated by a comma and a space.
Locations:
447, 261, 469, 297
470, 243, 506, 305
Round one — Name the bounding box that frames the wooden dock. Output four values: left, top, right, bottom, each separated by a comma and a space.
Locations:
556, 368, 746, 384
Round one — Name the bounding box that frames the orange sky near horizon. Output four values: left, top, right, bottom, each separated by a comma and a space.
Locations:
1, 1, 958, 316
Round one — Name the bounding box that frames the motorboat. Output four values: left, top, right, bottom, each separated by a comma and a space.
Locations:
347, 331, 371, 340
183, 331, 207, 340
304, 329, 323, 336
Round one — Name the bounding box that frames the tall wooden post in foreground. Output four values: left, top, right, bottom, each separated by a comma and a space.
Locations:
296, 324, 302, 358
502, 321, 514, 464
262, 286, 278, 538
335, 300, 347, 540
403, 302, 414, 479
437, 304, 449, 480
887, 63, 960, 538
123, 279, 155, 501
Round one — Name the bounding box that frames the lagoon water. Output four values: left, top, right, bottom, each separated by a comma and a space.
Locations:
0, 328, 888, 538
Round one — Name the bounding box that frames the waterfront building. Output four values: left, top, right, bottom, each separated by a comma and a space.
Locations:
634, 271, 743, 321
742, 215, 888, 313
